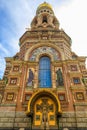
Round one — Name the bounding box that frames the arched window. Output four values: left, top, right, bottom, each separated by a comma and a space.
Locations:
42, 16, 47, 23
39, 56, 52, 88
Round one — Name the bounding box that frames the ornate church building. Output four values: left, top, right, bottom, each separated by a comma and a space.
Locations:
0, 2, 87, 130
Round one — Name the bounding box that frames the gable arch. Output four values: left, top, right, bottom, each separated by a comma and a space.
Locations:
24, 42, 64, 61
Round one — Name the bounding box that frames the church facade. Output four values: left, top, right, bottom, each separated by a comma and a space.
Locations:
0, 2, 87, 130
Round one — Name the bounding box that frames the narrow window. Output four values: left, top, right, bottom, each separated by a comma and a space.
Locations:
43, 16, 47, 23
39, 56, 52, 88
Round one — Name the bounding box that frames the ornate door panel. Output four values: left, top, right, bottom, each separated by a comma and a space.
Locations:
34, 97, 56, 126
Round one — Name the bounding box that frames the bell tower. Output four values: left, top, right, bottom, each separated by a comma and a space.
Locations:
0, 2, 87, 130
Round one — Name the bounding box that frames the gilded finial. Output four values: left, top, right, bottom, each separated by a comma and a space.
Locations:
37, 2, 53, 10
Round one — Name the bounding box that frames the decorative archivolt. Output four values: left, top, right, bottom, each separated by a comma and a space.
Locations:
29, 46, 60, 61
24, 43, 64, 61
26, 89, 62, 114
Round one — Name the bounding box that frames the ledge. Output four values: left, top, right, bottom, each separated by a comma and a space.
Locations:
74, 102, 87, 106
0, 103, 17, 107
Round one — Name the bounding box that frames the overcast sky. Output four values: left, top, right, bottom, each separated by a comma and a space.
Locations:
0, 0, 87, 78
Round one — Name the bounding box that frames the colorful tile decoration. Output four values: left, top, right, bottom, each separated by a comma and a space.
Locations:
13, 66, 19, 71
70, 65, 78, 71
73, 77, 80, 84
29, 46, 61, 61
58, 93, 66, 101
76, 92, 84, 100
25, 94, 31, 101
10, 78, 17, 85
6, 93, 14, 101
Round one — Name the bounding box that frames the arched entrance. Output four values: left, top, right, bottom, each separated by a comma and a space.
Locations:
26, 89, 62, 128
34, 96, 56, 127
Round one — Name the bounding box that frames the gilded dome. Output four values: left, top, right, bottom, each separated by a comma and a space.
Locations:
37, 2, 53, 10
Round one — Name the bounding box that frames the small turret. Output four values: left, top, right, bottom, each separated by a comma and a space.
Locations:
31, 2, 60, 30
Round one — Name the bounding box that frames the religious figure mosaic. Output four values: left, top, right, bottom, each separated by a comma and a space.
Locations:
27, 69, 34, 87
56, 68, 64, 86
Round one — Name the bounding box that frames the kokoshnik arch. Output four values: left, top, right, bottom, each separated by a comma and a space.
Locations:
0, 2, 87, 130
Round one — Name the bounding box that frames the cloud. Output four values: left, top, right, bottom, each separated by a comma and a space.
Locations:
54, 0, 87, 56
0, 0, 34, 32
0, 57, 5, 78
0, 43, 10, 55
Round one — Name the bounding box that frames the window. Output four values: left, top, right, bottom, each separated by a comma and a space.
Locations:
43, 16, 47, 23
39, 56, 52, 88
44, 10, 46, 12
73, 77, 80, 84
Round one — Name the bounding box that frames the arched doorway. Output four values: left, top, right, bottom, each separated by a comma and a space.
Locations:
34, 96, 56, 127
26, 90, 62, 128
39, 56, 52, 88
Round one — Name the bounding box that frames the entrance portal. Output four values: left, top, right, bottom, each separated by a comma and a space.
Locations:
34, 97, 56, 127
26, 89, 62, 129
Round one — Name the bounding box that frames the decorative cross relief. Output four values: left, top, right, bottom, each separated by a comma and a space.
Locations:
36, 98, 53, 123
36, 98, 53, 112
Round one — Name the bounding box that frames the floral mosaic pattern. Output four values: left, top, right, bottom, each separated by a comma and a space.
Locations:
6, 93, 14, 101
29, 46, 61, 61
76, 92, 84, 100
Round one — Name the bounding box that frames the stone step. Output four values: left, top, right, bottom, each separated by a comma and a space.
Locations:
31, 125, 58, 130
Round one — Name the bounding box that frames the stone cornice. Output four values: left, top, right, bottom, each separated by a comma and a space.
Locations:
57, 87, 66, 91
69, 72, 82, 77
7, 72, 21, 77
70, 86, 86, 90
0, 80, 5, 85
0, 103, 16, 107
5, 57, 13, 61
74, 102, 87, 106
5, 86, 20, 91
25, 87, 33, 92
19, 30, 71, 46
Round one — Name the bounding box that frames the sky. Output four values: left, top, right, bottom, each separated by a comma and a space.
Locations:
0, 0, 87, 78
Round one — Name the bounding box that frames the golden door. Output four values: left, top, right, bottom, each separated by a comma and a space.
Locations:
34, 97, 56, 126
